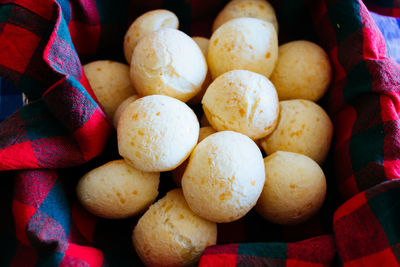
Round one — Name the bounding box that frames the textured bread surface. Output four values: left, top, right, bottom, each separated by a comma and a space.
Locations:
202, 70, 279, 140
256, 151, 326, 225
118, 95, 199, 172
76, 159, 159, 219
133, 189, 217, 267
182, 131, 265, 223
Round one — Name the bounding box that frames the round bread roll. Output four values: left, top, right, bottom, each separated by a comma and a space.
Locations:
113, 94, 140, 128
172, 126, 217, 187
270, 40, 332, 101
188, 37, 212, 104
133, 189, 217, 267
260, 99, 333, 164
202, 70, 279, 140
76, 159, 159, 219
208, 17, 278, 79
84, 60, 136, 118
256, 151, 326, 225
212, 0, 278, 33
130, 28, 207, 102
124, 9, 179, 64
182, 131, 265, 223
118, 95, 199, 172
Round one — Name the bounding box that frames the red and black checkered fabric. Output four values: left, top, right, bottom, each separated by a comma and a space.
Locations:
1, 0, 400, 266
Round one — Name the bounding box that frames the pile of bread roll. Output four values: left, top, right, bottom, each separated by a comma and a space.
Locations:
77, 0, 334, 266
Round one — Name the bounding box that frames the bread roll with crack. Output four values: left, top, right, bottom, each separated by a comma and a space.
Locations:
76, 159, 159, 219
260, 99, 333, 164
256, 151, 326, 225
212, 0, 278, 33
124, 9, 179, 64
118, 95, 199, 172
133, 189, 217, 267
113, 94, 139, 128
182, 131, 265, 223
188, 37, 212, 104
130, 28, 207, 102
172, 126, 217, 187
84, 60, 136, 118
202, 70, 279, 140
208, 17, 278, 79
270, 40, 332, 101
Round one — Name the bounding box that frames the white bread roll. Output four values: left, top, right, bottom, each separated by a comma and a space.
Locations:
202, 70, 279, 140
260, 99, 333, 164
256, 151, 326, 225
270, 40, 332, 101
130, 28, 207, 102
118, 95, 199, 172
84, 60, 136, 118
133, 189, 217, 267
182, 131, 265, 223
212, 0, 278, 33
208, 17, 278, 79
76, 159, 159, 219
124, 9, 179, 64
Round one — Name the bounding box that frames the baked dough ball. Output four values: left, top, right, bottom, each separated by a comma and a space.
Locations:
130, 28, 207, 102
182, 131, 265, 223
113, 95, 139, 128
202, 70, 279, 140
208, 17, 278, 79
260, 100, 333, 164
172, 126, 217, 187
76, 159, 159, 219
118, 95, 199, 172
84, 60, 136, 118
212, 0, 278, 33
270, 40, 332, 101
124, 9, 179, 64
133, 189, 217, 267
256, 151, 326, 225
188, 37, 212, 104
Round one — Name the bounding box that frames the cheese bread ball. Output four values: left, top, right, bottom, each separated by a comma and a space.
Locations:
118, 95, 199, 172
188, 37, 212, 104
208, 17, 278, 79
113, 94, 139, 128
133, 189, 217, 267
84, 60, 136, 118
270, 40, 332, 101
202, 70, 279, 140
182, 131, 265, 223
212, 0, 278, 33
76, 160, 159, 219
124, 9, 179, 64
172, 126, 217, 187
130, 28, 207, 102
260, 100, 333, 164
256, 151, 326, 225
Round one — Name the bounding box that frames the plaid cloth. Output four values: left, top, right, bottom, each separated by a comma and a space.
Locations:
0, 0, 400, 266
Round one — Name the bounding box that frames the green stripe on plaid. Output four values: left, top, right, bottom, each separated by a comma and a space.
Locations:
367, 185, 400, 246
20, 101, 67, 140
237, 242, 287, 258
349, 123, 384, 172
342, 62, 373, 103
0, 4, 11, 23
328, 0, 363, 43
